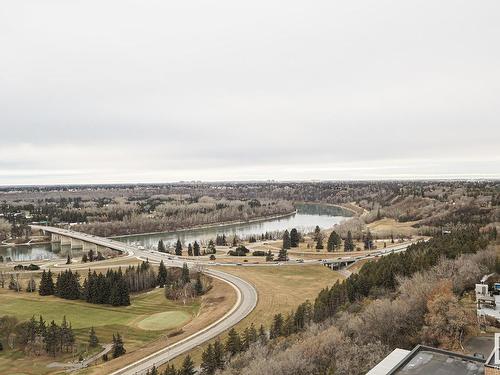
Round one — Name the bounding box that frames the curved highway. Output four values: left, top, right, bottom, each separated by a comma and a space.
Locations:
29, 225, 258, 375
28, 225, 417, 375
110, 269, 257, 375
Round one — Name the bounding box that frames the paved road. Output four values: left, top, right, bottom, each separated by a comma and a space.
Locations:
29, 225, 258, 375
28, 225, 418, 375
110, 269, 257, 375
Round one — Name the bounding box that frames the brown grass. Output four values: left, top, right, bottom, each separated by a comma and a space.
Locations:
168, 264, 343, 368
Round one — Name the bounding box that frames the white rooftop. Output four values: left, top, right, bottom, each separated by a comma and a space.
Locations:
367, 348, 411, 375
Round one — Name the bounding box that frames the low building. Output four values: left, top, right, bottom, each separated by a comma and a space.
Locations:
485, 347, 500, 375
368, 345, 485, 375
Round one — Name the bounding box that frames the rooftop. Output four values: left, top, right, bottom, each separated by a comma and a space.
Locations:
389, 345, 484, 375
369, 345, 485, 375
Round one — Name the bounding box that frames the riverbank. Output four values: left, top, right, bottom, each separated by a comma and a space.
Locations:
109, 210, 298, 239
1, 238, 51, 248
293, 201, 358, 217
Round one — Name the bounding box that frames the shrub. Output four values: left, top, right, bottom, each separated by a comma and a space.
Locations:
252, 251, 266, 256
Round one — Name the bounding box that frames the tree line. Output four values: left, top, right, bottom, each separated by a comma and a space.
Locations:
165, 225, 491, 375
38, 267, 132, 306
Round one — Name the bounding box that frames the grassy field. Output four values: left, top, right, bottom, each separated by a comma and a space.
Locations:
0, 286, 200, 375
169, 264, 343, 369
367, 218, 418, 237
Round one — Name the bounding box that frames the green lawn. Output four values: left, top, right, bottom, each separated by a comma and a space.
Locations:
137, 311, 192, 330
0, 288, 200, 375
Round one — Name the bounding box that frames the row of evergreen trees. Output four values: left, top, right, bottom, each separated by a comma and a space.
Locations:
15, 315, 76, 357
149, 323, 268, 375
39, 268, 131, 306
313, 225, 489, 321
83, 269, 130, 306
282, 228, 300, 249
165, 226, 491, 375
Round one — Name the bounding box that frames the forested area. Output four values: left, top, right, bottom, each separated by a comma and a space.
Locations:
156, 226, 497, 375
0, 181, 497, 239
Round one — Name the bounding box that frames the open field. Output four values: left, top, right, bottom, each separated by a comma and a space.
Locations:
169, 264, 343, 368
220, 264, 343, 327
86, 276, 236, 375
0, 275, 236, 375
367, 218, 418, 237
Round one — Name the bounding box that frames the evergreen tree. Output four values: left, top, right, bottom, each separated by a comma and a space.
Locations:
181, 263, 190, 285
193, 241, 200, 256
327, 231, 342, 252
248, 323, 258, 343
59, 315, 75, 352
282, 230, 291, 249
206, 239, 216, 254
270, 313, 284, 339
265, 250, 274, 262
188, 243, 193, 256
163, 364, 177, 375
364, 230, 374, 250
179, 355, 196, 375
39, 270, 55, 296
290, 228, 300, 247
8, 274, 20, 292
225, 328, 241, 356
89, 326, 99, 348
45, 320, 59, 356
277, 247, 288, 262
157, 260, 168, 288
175, 239, 183, 256
158, 240, 166, 253
195, 273, 203, 295
112, 333, 126, 358
344, 230, 355, 252
38, 315, 47, 337
258, 324, 268, 344
55, 269, 81, 300
315, 233, 324, 250
201, 343, 215, 375
26, 276, 36, 292
213, 340, 225, 370
314, 225, 321, 241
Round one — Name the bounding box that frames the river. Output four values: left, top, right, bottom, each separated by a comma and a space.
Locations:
0, 204, 350, 261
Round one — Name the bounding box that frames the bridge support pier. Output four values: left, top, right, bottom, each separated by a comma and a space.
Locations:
60, 235, 71, 246
71, 238, 83, 249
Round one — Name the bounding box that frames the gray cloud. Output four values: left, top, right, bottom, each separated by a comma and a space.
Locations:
0, 0, 499, 184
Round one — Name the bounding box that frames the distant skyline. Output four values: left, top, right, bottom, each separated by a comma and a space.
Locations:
1, 1, 499, 185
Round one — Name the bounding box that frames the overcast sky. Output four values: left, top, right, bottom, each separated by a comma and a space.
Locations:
1, 1, 499, 185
